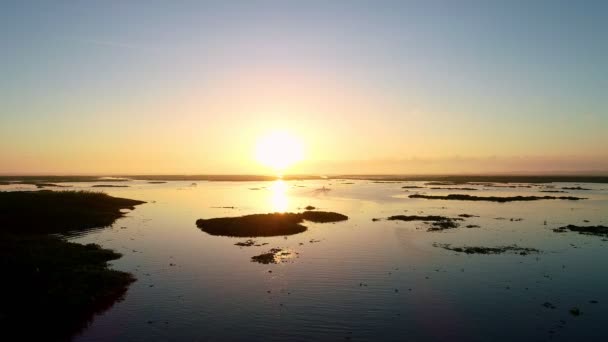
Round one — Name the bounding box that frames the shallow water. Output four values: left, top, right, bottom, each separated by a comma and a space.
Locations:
4, 180, 607, 341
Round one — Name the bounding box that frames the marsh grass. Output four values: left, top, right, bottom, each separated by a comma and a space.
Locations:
0, 233, 134, 340
409, 194, 586, 202
196, 211, 348, 237
0, 190, 145, 235
0, 190, 145, 339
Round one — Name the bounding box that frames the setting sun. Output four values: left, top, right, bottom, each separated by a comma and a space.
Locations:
255, 131, 304, 172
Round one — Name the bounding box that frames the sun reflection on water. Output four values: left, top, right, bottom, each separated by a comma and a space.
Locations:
270, 179, 288, 212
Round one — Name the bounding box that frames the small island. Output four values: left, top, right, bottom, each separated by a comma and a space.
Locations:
196, 211, 348, 237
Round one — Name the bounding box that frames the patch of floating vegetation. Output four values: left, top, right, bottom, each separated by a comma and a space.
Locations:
562, 186, 592, 190
147, 181, 167, 184
402, 185, 424, 189
540, 190, 568, 193
15, 182, 72, 188
304, 205, 316, 210
334, 175, 608, 183
409, 194, 586, 202
196, 211, 348, 237
0, 190, 145, 339
234, 239, 268, 247
553, 225, 608, 238
385, 215, 463, 231
429, 187, 478, 191
427, 220, 460, 231
91, 184, 130, 188
458, 214, 479, 218
494, 217, 523, 221
483, 184, 532, 188
466, 224, 480, 228
424, 181, 457, 186
251, 248, 298, 264
0, 190, 146, 235
433, 243, 540, 255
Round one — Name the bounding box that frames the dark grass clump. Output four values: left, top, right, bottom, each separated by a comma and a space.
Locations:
0, 233, 134, 340
11, 181, 73, 188
424, 181, 457, 186
562, 186, 592, 190
553, 225, 608, 237
196, 211, 348, 237
387, 215, 462, 222
402, 185, 424, 189
250, 248, 297, 264
234, 239, 268, 247
147, 181, 167, 184
304, 205, 316, 210
0, 190, 146, 235
409, 193, 585, 202
385, 215, 463, 231
91, 184, 130, 188
427, 220, 460, 231
429, 187, 478, 191
301, 210, 348, 223
434, 243, 540, 255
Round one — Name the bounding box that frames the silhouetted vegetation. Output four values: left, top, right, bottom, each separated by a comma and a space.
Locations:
15, 181, 73, 188
429, 187, 478, 190
0, 190, 145, 235
562, 186, 592, 190
0, 234, 134, 340
91, 184, 130, 188
234, 239, 268, 247
147, 181, 167, 184
402, 185, 424, 189
0, 176, 131, 183
0, 190, 145, 340
553, 225, 608, 237
385, 215, 463, 231
250, 248, 297, 264
387, 215, 462, 222
458, 214, 479, 218
334, 175, 608, 184
196, 211, 348, 237
425, 181, 457, 186
433, 243, 540, 255
409, 194, 585, 202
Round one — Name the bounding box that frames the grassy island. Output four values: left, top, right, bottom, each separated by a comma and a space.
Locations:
0, 190, 145, 340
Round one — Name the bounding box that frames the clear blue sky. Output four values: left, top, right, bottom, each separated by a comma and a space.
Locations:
1, 1, 607, 174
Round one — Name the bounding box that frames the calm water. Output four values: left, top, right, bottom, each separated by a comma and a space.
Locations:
6, 180, 608, 341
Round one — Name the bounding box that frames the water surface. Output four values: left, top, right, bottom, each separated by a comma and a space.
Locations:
5, 180, 606, 341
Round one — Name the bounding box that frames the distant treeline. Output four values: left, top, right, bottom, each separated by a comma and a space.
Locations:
2, 174, 607, 183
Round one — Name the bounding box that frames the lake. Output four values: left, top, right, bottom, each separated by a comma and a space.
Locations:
6, 179, 606, 341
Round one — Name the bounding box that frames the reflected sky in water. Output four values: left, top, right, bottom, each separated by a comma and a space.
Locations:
4, 180, 605, 341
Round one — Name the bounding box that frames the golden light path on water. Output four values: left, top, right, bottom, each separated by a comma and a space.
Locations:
269, 179, 288, 212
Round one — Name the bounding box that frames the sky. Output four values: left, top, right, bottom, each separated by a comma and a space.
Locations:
1, 1, 607, 175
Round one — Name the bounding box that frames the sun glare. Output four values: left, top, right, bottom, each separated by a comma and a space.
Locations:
255, 131, 304, 173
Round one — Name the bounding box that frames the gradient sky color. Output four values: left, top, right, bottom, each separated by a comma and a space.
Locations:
1, 1, 607, 174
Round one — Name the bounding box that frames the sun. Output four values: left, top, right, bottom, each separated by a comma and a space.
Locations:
255, 131, 304, 173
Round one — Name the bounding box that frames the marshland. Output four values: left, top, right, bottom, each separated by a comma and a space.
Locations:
1, 176, 607, 341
